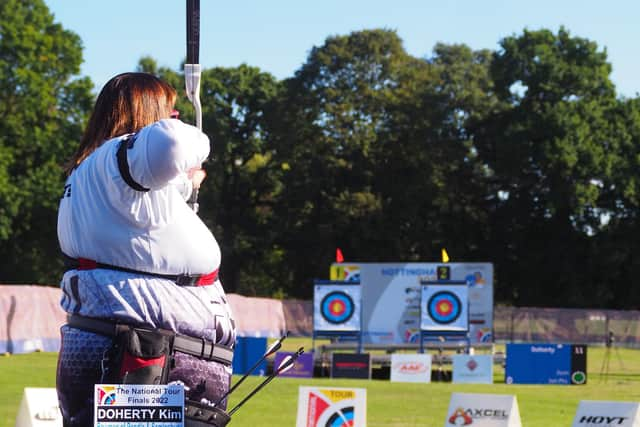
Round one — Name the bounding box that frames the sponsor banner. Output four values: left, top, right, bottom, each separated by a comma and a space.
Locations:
296, 386, 367, 427
275, 351, 314, 378
446, 393, 522, 427
420, 282, 469, 332
94, 384, 184, 427
452, 354, 494, 384
572, 401, 640, 427
330, 263, 493, 344
505, 343, 587, 385
331, 353, 371, 379
390, 353, 432, 383
15, 388, 62, 427
314, 282, 362, 332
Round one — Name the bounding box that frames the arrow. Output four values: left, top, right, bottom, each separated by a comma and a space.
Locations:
227, 347, 304, 416
214, 332, 289, 407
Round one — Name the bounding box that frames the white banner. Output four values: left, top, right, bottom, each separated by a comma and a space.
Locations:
452, 354, 494, 384
313, 283, 362, 332
446, 393, 522, 427
330, 263, 493, 344
296, 386, 367, 427
572, 401, 640, 427
390, 353, 432, 383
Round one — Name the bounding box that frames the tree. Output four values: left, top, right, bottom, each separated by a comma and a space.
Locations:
200, 65, 285, 295
270, 29, 417, 296
376, 43, 497, 262
587, 98, 640, 308
266, 30, 502, 297
473, 28, 620, 306
0, 0, 93, 283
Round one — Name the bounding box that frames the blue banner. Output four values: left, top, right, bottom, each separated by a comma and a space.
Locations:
505, 343, 587, 385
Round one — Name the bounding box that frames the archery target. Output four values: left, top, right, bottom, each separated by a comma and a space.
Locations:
427, 291, 461, 324
321, 291, 354, 324
420, 283, 469, 332
314, 283, 361, 332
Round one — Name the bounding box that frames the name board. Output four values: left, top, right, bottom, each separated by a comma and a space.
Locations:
390, 353, 432, 383
94, 384, 184, 427
296, 386, 366, 427
446, 393, 522, 427
331, 353, 371, 379
452, 354, 493, 384
505, 343, 587, 385
572, 401, 640, 427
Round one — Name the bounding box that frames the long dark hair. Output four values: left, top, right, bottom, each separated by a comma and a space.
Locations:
66, 72, 176, 174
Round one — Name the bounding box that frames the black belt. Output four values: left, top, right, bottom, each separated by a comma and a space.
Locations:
66, 314, 233, 366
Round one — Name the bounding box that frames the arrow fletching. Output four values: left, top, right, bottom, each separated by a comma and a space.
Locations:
265, 331, 288, 357
276, 347, 304, 375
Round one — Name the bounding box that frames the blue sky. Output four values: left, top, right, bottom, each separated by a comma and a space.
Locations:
45, 0, 640, 98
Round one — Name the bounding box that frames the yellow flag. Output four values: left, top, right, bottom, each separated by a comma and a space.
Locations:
441, 248, 450, 263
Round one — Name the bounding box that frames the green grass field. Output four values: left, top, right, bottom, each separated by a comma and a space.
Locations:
1, 339, 639, 427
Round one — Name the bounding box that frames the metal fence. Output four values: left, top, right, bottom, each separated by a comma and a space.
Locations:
493, 306, 640, 347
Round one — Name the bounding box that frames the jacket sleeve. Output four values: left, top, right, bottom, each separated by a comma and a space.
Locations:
126, 119, 210, 191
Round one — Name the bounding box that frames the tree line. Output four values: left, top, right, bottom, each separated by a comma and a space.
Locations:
1, 0, 639, 308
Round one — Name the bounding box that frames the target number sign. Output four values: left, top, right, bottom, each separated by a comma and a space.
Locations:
420, 283, 469, 332
314, 283, 361, 332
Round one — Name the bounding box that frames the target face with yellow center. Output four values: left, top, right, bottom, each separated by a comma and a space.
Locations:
428, 291, 461, 324
321, 291, 354, 324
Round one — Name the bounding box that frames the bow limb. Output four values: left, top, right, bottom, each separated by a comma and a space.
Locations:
185, 0, 202, 130
185, 0, 202, 212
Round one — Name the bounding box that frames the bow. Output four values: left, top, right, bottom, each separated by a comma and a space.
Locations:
185, 0, 202, 212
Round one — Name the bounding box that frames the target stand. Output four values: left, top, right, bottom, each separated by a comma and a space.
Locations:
419, 280, 470, 354
312, 280, 363, 353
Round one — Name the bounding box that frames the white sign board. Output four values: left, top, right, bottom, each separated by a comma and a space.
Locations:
15, 388, 62, 427
296, 386, 366, 427
452, 354, 494, 384
330, 263, 493, 344
94, 384, 184, 426
572, 401, 640, 427
390, 353, 432, 383
446, 393, 522, 427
